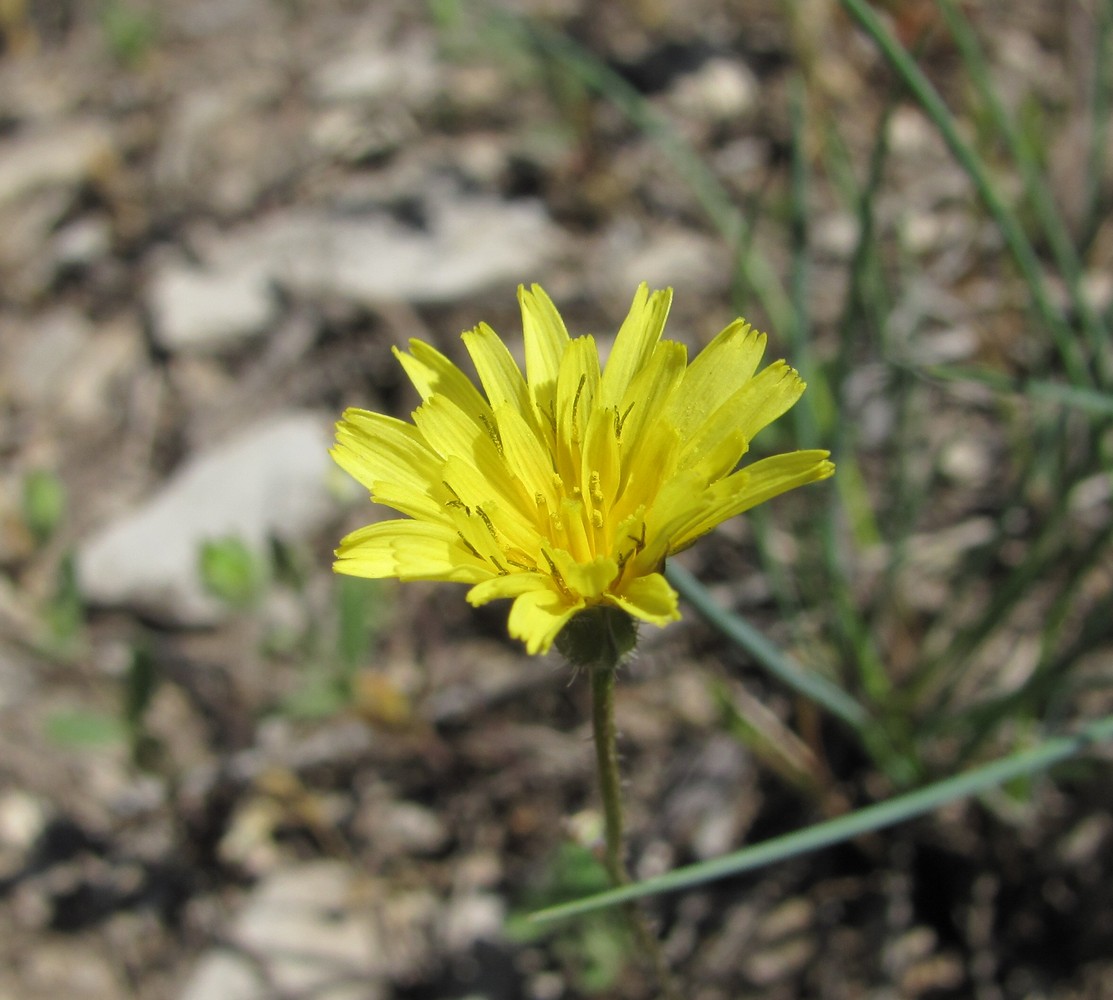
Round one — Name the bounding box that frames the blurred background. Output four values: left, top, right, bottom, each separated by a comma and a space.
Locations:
1, 0, 1111, 997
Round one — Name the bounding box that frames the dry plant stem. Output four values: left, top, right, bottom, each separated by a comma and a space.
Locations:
590, 661, 681, 1000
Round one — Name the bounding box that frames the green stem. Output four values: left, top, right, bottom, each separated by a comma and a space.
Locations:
587, 647, 680, 1000
590, 662, 627, 887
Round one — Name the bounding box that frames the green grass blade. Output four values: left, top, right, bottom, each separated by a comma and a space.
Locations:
937, 0, 1110, 381
921, 364, 1113, 418
787, 79, 888, 699
666, 563, 871, 733
529, 713, 1113, 922
837, 0, 1096, 388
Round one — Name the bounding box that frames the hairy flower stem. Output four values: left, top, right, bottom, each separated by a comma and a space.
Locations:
589, 659, 680, 1000
590, 663, 627, 886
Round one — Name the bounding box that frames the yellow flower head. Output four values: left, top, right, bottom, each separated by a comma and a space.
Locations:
331, 284, 834, 655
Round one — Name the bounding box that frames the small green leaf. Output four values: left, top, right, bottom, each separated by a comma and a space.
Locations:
281, 673, 350, 719
23, 470, 66, 545
199, 537, 267, 609
100, 1, 157, 67
45, 709, 126, 747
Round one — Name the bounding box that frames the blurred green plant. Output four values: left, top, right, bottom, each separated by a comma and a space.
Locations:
199, 536, 269, 610
22, 469, 66, 546
45, 707, 127, 747
507, 841, 634, 993
280, 575, 390, 720
99, 0, 157, 67
44, 641, 163, 770
196, 534, 392, 719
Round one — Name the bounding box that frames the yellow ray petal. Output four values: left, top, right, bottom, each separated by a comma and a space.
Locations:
331, 409, 441, 495
666, 319, 767, 438
467, 571, 551, 607
520, 284, 570, 414
508, 586, 583, 655
598, 283, 673, 409
580, 402, 621, 513
613, 339, 686, 486
670, 450, 835, 551
548, 548, 619, 602
462, 321, 532, 417
413, 393, 503, 467
612, 572, 680, 625
680, 361, 805, 470
334, 519, 489, 582
495, 402, 559, 510
394, 339, 491, 421
368, 481, 443, 521
556, 336, 601, 435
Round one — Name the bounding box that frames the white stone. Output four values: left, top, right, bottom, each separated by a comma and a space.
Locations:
148, 259, 277, 353
0, 789, 47, 851
438, 893, 506, 954
265, 196, 560, 306
667, 57, 758, 123
53, 215, 113, 269
7, 308, 92, 406
0, 121, 115, 208
360, 800, 450, 857
169, 189, 555, 311
177, 951, 259, 1000
76, 412, 335, 625
613, 228, 723, 297
179, 863, 387, 1000
312, 37, 439, 107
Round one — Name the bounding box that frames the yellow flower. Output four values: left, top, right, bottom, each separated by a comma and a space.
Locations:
331, 283, 834, 655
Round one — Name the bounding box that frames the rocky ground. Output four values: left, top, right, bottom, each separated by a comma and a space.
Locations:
1, 1, 1111, 998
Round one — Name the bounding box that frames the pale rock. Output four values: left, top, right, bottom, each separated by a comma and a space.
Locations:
179, 862, 387, 1000
233, 862, 384, 994
939, 438, 991, 486
76, 412, 335, 625
888, 106, 936, 156
168, 0, 272, 39
6, 308, 92, 406
148, 258, 276, 353
310, 105, 416, 164
613, 228, 723, 297
667, 57, 758, 123
52, 215, 113, 270
438, 893, 506, 954
0, 789, 47, 851
901, 209, 975, 254
153, 75, 300, 217
12, 939, 128, 1000
714, 136, 770, 181
0, 122, 116, 299
359, 800, 450, 857
266, 196, 560, 306
0, 795, 41, 880
0, 188, 72, 300
145, 192, 558, 315
906, 323, 978, 364
813, 212, 860, 259
0, 120, 115, 208
176, 952, 259, 1000
312, 36, 439, 107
